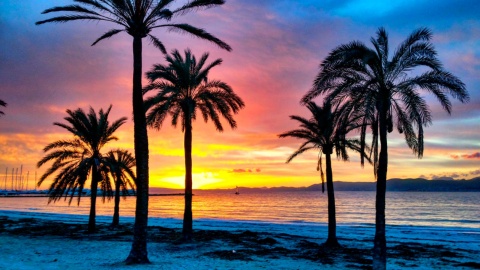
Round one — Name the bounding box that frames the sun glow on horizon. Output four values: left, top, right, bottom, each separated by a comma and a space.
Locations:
150, 172, 226, 189
0, 1, 479, 192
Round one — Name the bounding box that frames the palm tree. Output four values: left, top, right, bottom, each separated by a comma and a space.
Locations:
36, 0, 231, 263
279, 101, 368, 248
0, 99, 6, 116
37, 105, 127, 233
105, 149, 136, 227
303, 27, 469, 269
144, 49, 244, 240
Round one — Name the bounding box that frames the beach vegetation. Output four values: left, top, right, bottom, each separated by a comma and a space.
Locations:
37, 105, 127, 234
104, 149, 136, 228
303, 27, 469, 269
36, 0, 231, 263
0, 99, 6, 117
144, 49, 244, 241
279, 100, 370, 248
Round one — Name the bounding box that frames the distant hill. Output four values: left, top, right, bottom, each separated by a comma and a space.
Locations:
385, 177, 480, 192
149, 177, 480, 193
301, 177, 480, 192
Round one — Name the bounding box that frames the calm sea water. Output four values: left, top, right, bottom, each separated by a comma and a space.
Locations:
0, 191, 478, 229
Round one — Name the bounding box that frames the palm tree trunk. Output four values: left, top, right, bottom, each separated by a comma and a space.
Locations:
88, 164, 99, 233
373, 109, 388, 270
112, 178, 121, 227
182, 115, 193, 241
324, 152, 339, 247
126, 36, 150, 264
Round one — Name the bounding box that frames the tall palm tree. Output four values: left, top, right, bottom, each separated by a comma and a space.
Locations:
144, 49, 244, 240
105, 149, 136, 227
36, 0, 231, 263
303, 27, 469, 269
0, 99, 6, 116
37, 105, 127, 233
279, 101, 369, 248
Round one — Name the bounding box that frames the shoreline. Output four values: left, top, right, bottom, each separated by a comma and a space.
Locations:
0, 210, 479, 269
0, 193, 185, 197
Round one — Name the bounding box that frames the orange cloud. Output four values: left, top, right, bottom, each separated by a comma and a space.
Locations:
451, 152, 480, 160
1, 1, 479, 191
231, 168, 262, 173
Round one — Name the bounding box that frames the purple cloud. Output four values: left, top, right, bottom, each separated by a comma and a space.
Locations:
231, 168, 262, 173
451, 152, 480, 160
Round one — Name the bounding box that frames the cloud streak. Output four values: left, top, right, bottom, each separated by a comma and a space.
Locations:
231, 168, 262, 173
451, 152, 480, 160
0, 0, 479, 189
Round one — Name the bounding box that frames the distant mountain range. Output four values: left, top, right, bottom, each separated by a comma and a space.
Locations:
316, 177, 480, 192
150, 177, 480, 193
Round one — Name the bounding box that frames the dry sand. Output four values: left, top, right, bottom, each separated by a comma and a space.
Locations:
0, 214, 479, 270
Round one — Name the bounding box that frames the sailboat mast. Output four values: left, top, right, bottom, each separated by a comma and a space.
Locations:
20, 165, 23, 191
26, 171, 29, 191
11, 168, 14, 191
4, 167, 6, 190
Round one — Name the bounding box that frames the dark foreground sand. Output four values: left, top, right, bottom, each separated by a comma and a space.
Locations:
0, 215, 479, 269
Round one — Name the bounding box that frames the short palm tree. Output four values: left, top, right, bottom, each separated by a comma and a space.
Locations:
279, 101, 368, 248
303, 27, 469, 269
105, 149, 136, 227
0, 99, 6, 116
37, 105, 127, 233
36, 0, 231, 263
144, 49, 244, 240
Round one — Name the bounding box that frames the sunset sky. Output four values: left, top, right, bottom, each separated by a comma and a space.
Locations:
0, 0, 479, 190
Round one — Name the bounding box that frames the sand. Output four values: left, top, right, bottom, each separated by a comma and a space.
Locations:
0, 211, 479, 269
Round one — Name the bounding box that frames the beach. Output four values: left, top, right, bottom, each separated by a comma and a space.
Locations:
0, 210, 479, 269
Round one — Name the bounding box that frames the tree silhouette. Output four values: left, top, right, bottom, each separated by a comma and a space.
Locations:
303, 27, 469, 269
0, 100, 6, 116
279, 101, 369, 248
144, 49, 244, 240
104, 149, 136, 227
37, 105, 127, 233
36, 0, 230, 263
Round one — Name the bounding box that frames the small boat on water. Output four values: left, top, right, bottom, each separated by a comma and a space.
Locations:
235, 186, 240, 195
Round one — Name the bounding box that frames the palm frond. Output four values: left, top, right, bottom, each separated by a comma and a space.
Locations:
91, 29, 124, 46
174, 0, 225, 15
38, 105, 127, 204
157, 23, 231, 51
36, 15, 114, 25
148, 34, 167, 54
0, 99, 6, 116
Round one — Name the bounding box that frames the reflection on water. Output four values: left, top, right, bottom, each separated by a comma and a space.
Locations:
0, 191, 478, 228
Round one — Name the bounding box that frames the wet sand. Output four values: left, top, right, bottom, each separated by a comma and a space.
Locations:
1, 215, 479, 269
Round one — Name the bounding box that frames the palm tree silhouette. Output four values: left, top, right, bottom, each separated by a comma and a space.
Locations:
0, 100, 6, 116
37, 105, 127, 233
144, 49, 244, 240
36, 0, 231, 263
303, 27, 469, 269
279, 101, 369, 248
104, 149, 136, 227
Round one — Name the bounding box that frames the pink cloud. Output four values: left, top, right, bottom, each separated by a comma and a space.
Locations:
463, 152, 480, 159
1, 1, 479, 188
231, 168, 262, 173
451, 152, 480, 160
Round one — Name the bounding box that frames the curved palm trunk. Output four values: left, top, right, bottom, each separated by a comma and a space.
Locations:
112, 178, 121, 227
182, 116, 193, 241
126, 36, 150, 264
324, 153, 340, 247
373, 109, 388, 270
88, 165, 99, 233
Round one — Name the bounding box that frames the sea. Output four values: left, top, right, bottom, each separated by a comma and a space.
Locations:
0, 191, 478, 229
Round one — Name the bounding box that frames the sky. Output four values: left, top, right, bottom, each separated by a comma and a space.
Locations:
0, 0, 479, 190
